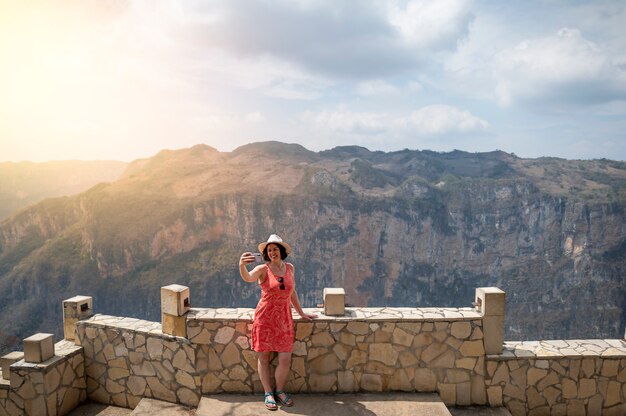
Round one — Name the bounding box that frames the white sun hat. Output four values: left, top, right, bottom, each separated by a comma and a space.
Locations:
258, 234, 292, 255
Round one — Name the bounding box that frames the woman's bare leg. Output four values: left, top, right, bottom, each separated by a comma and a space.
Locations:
275, 352, 291, 391
257, 352, 273, 393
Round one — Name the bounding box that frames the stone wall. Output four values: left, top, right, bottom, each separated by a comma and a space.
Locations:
2, 305, 626, 415
486, 340, 626, 416
0, 340, 85, 416
74, 307, 489, 407
75, 315, 201, 408
71, 307, 626, 415
188, 307, 488, 406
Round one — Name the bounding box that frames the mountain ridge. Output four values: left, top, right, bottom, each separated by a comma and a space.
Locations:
0, 142, 624, 353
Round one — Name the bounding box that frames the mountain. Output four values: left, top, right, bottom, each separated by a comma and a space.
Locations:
0, 160, 128, 220
0, 142, 624, 353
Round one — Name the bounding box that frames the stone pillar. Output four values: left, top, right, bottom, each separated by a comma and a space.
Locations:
23, 333, 55, 363
475, 287, 505, 355
63, 295, 93, 341
161, 284, 190, 337
0, 351, 24, 382
323, 288, 346, 316
162, 313, 187, 337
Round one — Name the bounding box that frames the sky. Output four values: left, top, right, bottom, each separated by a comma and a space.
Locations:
1, 0, 625, 162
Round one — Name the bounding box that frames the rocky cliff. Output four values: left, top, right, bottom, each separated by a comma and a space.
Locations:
0, 143, 624, 352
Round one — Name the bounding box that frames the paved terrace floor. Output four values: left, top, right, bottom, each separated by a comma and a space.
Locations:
68, 394, 513, 416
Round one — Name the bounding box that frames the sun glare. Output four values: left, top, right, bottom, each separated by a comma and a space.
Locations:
1, 3, 105, 159
0, 2, 166, 161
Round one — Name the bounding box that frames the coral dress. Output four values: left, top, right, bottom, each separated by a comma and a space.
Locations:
251, 263, 295, 352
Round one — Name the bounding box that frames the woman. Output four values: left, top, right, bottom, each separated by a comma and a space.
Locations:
239, 234, 317, 411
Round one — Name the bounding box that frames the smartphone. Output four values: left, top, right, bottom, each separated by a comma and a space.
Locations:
253, 253, 263, 263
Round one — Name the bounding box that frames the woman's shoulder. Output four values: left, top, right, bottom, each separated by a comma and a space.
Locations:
252, 263, 268, 276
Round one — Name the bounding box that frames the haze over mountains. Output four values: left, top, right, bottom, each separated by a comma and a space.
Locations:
0, 142, 624, 353
0, 160, 128, 220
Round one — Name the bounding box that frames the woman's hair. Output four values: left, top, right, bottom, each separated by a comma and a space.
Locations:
262, 243, 288, 261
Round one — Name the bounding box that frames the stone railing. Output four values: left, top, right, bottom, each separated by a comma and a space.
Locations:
0, 340, 85, 415
486, 340, 626, 416
1, 286, 625, 416
75, 315, 200, 408
188, 306, 486, 402
72, 306, 487, 408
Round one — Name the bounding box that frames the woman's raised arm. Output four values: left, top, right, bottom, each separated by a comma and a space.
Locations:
239, 252, 266, 282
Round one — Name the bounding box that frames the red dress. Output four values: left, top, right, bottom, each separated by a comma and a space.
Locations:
251, 263, 295, 352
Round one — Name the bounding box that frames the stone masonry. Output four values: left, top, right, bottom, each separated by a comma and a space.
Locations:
72, 307, 488, 408
486, 340, 626, 416
0, 340, 85, 416
75, 315, 201, 409
2, 288, 626, 415
188, 306, 487, 406
71, 306, 626, 414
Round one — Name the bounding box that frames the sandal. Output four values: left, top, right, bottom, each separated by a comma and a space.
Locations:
264, 392, 278, 411
275, 390, 294, 407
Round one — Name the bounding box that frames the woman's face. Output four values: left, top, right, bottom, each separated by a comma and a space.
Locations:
266, 244, 282, 261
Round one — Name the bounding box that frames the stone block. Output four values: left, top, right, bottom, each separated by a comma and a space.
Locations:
414, 368, 437, 391
475, 287, 505, 316
63, 295, 93, 340
482, 315, 504, 355
439, 383, 456, 405
369, 343, 399, 366
486, 386, 502, 406
578, 378, 596, 399
310, 373, 338, 392
161, 284, 190, 316
561, 378, 578, 400
337, 371, 356, 392
471, 375, 487, 405
605, 380, 621, 407
451, 321, 472, 339
459, 340, 485, 357
360, 374, 382, 392
456, 381, 472, 406
162, 313, 187, 337
1, 351, 24, 381
23, 333, 55, 363
63, 295, 93, 320
323, 288, 345, 316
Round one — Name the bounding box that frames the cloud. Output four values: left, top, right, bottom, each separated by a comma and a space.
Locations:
493, 28, 626, 107
388, 0, 474, 50
355, 80, 400, 96
407, 81, 424, 94
3, 1, 625, 162
15, 1, 472, 105
196, 50, 328, 100
404, 105, 488, 134
302, 105, 488, 136
302, 109, 387, 135
245, 112, 266, 124
190, 0, 473, 79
